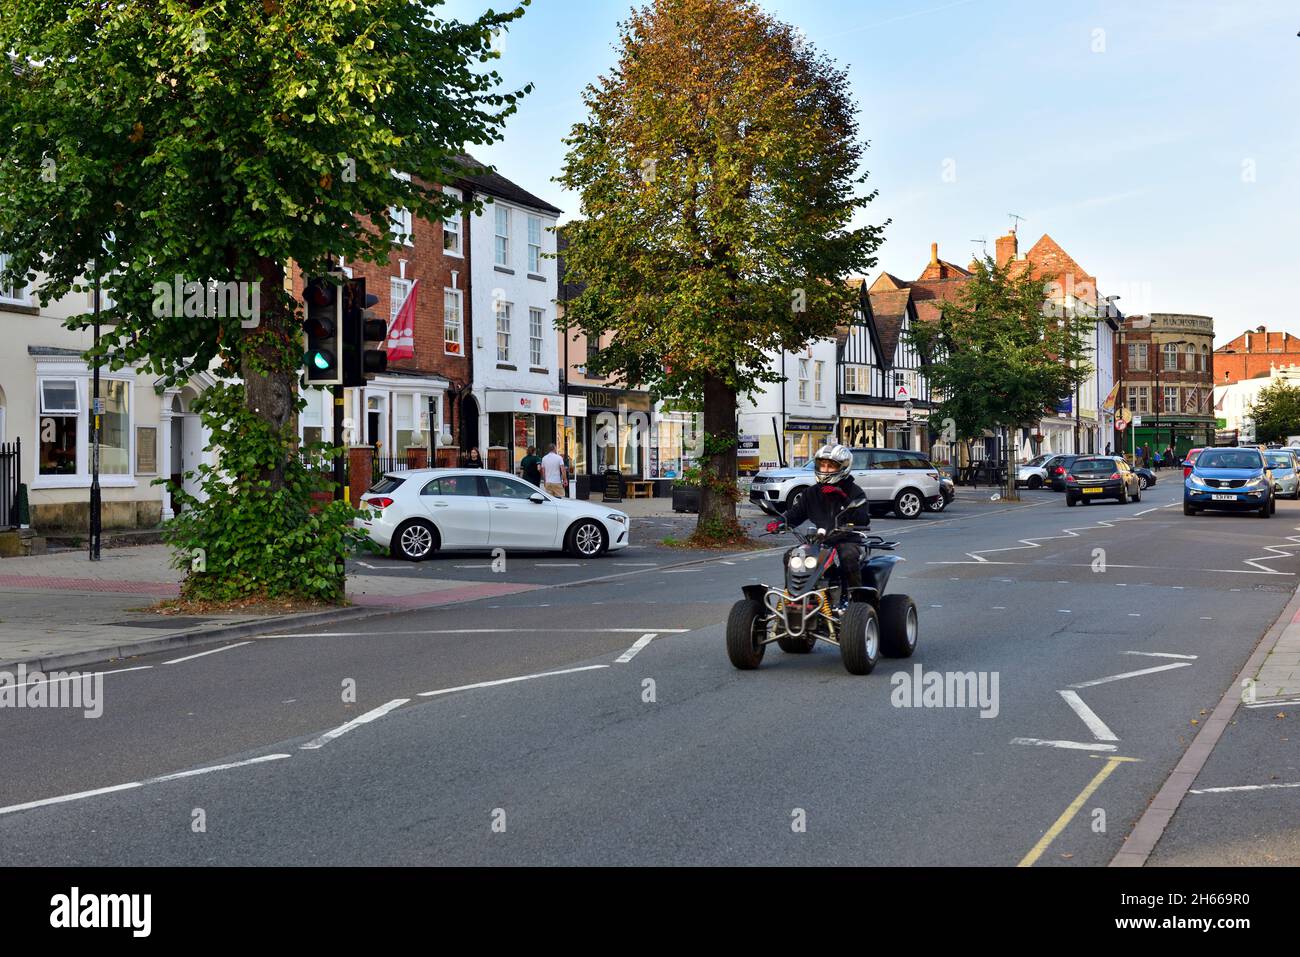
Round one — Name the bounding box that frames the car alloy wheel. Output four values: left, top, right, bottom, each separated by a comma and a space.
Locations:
1139, 476, 1149, 490
573, 521, 605, 557
399, 523, 435, 560
895, 490, 922, 519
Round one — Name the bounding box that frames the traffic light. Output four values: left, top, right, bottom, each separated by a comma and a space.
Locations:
302, 275, 343, 385
342, 277, 388, 387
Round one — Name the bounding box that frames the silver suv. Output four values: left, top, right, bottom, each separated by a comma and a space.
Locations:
748, 448, 943, 519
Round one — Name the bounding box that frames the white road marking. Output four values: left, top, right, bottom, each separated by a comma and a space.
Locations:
150, 754, 292, 783
1058, 609, 1072, 614
1071, 661, 1193, 688
5, 665, 152, 689
1058, 690, 1119, 742
613, 563, 657, 567
0, 754, 294, 817
1124, 651, 1198, 660
163, 641, 252, 665
418, 664, 607, 698
1011, 737, 1117, 752
299, 699, 410, 750
615, 633, 657, 663
1128, 613, 1141, 617
0, 781, 144, 817
274, 628, 691, 636
1189, 782, 1300, 795
992, 605, 1006, 609
1245, 697, 1300, 709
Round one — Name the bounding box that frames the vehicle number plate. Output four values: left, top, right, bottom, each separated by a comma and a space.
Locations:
1083, 487, 1102, 494
1211, 494, 1236, 501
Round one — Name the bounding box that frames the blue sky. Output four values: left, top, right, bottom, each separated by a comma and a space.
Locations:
444, 0, 1300, 344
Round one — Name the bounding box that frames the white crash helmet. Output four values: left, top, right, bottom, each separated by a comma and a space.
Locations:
812, 443, 853, 485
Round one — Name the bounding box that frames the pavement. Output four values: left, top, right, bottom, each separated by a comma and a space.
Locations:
1, 478, 1293, 866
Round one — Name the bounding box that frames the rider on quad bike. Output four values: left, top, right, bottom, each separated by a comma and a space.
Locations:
767, 443, 869, 592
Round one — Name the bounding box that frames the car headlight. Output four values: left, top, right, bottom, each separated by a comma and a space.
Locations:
1243, 476, 1266, 489
607, 513, 627, 524
1186, 475, 1209, 490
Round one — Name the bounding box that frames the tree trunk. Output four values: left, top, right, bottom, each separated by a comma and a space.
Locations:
697, 372, 738, 536
239, 258, 296, 489
1003, 425, 1019, 501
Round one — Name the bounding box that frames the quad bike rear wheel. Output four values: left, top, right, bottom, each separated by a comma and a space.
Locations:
839, 602, 880, 675
726, 599, 767, 670
879, 594, 918, 658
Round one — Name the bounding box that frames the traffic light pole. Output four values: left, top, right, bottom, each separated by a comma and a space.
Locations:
333, 384, 345, 502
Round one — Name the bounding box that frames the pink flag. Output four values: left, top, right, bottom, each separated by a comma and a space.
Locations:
387, 278, 418, 362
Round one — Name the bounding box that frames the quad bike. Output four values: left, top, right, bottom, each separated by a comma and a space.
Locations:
727, 496, 919, 675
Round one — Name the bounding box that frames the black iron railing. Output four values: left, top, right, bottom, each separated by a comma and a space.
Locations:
372, 451, 419, 483
0, 438, 20, 529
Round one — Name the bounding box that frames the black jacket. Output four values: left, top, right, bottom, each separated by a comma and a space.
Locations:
784, 477, 870, 531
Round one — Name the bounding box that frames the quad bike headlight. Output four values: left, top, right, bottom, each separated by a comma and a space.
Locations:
802, 555, 818, 569
789, 554, 804, 571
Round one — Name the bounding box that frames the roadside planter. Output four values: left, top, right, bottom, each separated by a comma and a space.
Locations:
671, 484, 700, 513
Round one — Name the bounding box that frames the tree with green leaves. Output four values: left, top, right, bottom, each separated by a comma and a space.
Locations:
909, 256, 1094, 499
0, 0, 530, 603
1249, 378, 1300, 444
558, 0, 884, 542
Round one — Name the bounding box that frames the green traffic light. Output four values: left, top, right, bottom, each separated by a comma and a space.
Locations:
312, 351, 331, 370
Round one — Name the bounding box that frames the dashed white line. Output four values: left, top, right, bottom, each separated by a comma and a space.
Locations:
149, 754, 292, 783
615, 633, 657, 663
417, 664, 608, 698
1124, 651, 1198, 660
163, 641, 252, 665
300, 699, 410, 750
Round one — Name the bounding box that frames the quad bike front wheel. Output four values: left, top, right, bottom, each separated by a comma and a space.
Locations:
839, 602, 881, 675
879, 594, 918, 658
726, 599, 767, 670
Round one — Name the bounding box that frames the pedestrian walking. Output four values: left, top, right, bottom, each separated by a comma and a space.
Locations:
464, 447, 483, 469
520, 445, 542, 486
541, 443, 568, 498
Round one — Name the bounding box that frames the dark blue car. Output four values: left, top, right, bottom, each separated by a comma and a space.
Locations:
1184, 447, 1274, 518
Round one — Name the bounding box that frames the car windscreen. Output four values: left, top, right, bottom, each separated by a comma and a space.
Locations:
1026, 455, 1049, 466
1265, 452, 1294, 470
367, 476, 406, 494
1197, 449, 1263, 470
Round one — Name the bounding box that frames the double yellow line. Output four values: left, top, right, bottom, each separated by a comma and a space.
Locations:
1018, 756, 1141, 867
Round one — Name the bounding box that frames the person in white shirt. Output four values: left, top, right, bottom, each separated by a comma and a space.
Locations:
540, 444, 567, 498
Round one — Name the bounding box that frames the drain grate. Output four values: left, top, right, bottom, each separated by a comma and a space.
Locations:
107, 617, 214, 629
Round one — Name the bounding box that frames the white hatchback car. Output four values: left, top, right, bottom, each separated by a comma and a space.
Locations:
357, 468, 631, 560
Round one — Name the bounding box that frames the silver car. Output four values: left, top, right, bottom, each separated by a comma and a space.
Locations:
1265, 449, 1300, 500
748, 447, 943, 520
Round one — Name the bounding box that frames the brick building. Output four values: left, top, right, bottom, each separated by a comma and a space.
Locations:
1213, 327, 1300, 386
289, 177, 471, 467
1115, 313, 1215, 458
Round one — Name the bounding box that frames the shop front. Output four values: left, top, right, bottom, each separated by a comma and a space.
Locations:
785, 420, 837, 467
838, 402, 928, 452
484, 389, 570, 474
1128, 416, 1215, 462
573, 386, 652, 480
652, 400, 701, 480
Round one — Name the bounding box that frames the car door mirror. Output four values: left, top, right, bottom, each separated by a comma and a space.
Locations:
529, 492, 546, 504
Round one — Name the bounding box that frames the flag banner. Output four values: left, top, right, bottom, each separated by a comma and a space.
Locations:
387, 279, 418, 361
1101, 381, 1121, 414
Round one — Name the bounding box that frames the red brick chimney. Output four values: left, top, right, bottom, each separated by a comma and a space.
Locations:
995, 231, 1018, 267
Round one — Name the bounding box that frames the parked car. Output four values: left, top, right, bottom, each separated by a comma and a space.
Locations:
1016, 454, 1051, 489
1065, 456, 1142, 506
1044, 454, 1085, 491
357, 468, 630, 560
1264, 448, 1300, 500
1182, 447, 1204, 480
1184, 447, 1274, 518
925, 473, 956, 512
1132, 466, 1156, 490
748, 448, 943, 519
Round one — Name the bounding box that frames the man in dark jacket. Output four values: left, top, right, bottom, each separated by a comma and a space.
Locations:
767, 444, 870, 590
